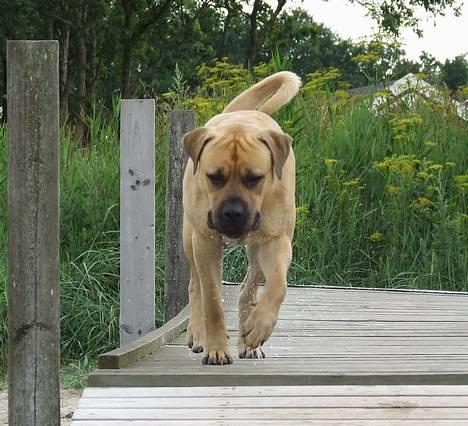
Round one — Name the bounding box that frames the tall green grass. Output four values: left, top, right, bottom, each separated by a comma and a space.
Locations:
0, 67, 466, 376
288, 91, 467, 289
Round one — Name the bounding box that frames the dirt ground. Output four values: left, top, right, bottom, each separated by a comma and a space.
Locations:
0, 389, 82, 425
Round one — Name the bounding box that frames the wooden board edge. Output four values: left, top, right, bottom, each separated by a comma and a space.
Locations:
87, 372, 468, 388
222, 282, 468, 296
98, 306, 190, 369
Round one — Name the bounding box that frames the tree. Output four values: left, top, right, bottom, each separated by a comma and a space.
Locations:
243, 0, 288, 68
0, 0, 42, 123
354, 0, 462, 36
441, 55, 468, 91
117, 0, 174, 98
265, 9, 362, 83
0, 0, 463, 129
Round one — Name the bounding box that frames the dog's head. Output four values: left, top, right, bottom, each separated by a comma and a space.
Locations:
183, 124, 291, 239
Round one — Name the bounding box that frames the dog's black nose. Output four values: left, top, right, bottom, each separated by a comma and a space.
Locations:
221, 199, 247, 221
216, 198, 250, 238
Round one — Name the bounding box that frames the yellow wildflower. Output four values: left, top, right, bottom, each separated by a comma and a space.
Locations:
417, 171, 431, 180
373, 155, 420, 175
411, 197, 433, 213
455, 175, 468, 189
324, 158, 338, 167
296, 205, 309, 215
386, 184, 401, 195
352, 52, 380, 64
369, 232, 383, 242
343, 178, 361, 187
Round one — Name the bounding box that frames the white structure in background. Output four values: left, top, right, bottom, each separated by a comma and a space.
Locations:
372, 73, 468, 121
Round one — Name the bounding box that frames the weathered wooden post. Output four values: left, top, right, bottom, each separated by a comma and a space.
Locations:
120, 99, 156, 345
164, 110, 194, 320
7, 41, 60, 425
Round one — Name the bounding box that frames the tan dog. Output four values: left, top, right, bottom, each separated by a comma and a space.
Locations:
182, 72, 301, 365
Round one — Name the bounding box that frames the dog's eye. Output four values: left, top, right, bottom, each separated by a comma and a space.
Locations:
207, 173, 226, 187
244, 174, 263, 188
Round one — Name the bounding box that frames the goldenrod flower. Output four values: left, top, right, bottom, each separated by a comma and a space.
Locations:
343, 178, 361, 187
369, 232, 383, 242
386, 184, 401, 195
296, 205, 309, 215
324, 158, 338, 167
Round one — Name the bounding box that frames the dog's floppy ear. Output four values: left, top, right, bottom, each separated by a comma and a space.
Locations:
182, 127, 211, 174
260, 130, 292, 179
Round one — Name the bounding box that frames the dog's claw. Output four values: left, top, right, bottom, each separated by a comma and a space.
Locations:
202, 350, 233, 365
248, 347, 265, 359
245, 347, 265, 359
238, 345, 265, 359
192, 345, 204, 353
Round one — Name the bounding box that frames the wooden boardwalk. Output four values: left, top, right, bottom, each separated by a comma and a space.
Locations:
73, 285, 468, 423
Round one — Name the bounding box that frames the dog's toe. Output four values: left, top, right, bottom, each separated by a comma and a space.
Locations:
240, 347, 265, 359
247, 347, 265, 359
202, 350, 233, 365
191, 344, 204, 353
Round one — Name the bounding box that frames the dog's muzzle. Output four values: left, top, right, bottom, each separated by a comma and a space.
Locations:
208, 198, 260, 239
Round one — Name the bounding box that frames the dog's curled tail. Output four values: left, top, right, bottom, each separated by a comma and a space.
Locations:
223, 71, 301, 116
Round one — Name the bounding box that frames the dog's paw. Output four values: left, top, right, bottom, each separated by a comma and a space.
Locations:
237, 334, 265, 359
187, 323, 204, 353
240, 303, 277, 351
239, 346, 265, 359
202, 349, 233, 365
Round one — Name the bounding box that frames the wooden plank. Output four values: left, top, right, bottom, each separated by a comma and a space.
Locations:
81, 385, 468, 398
133, 359, 468, 369
72, 407, 468, 420
87, 371, 468, 387
230, 331, 468, 337
164, 110, 194, 321
150, 354, 468, 362
283, 284, 468, 296
224, 314, 468, 322
169, 335, 468, 346
120, 99, 156, 345
272, 322, 468, 330
78, 395, 468, 409
7, 40, 60, 426
99, 306, 189, 369
228, 307, 468, 313
151, 344, 468, 355
72, 421, 468, 426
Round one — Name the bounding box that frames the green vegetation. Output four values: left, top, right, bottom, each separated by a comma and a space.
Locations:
0, 58, 466, 379
1, 1, 465, 132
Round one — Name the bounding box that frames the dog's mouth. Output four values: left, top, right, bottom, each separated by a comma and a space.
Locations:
207, 210, 260, 239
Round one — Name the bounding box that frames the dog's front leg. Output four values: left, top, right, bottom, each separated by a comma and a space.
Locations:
240, 235, 291, 351
193, 232, 233, 365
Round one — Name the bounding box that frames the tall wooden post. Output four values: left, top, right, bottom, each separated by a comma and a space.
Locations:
120, 99, 156, 345
164, 110, 194, 320
7, 41, 60, 425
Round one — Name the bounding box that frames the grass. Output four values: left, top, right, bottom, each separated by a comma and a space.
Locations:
0, 64, 467, 380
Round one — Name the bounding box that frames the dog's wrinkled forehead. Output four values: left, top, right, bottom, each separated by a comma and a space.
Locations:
203, 134, 271, 174
183, 124, 292, 179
